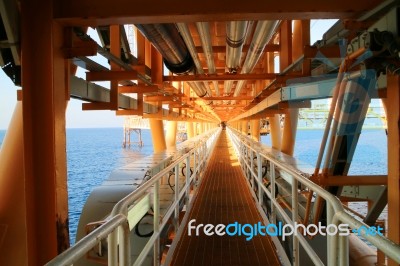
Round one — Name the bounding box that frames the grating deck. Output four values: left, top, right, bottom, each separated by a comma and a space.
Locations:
171, 131, 280, 266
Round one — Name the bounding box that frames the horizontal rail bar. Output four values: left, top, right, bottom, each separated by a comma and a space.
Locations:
227, 127, 400, 265
46, 214, 128, 266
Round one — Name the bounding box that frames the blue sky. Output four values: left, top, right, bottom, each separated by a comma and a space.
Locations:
0, 20, 337, 130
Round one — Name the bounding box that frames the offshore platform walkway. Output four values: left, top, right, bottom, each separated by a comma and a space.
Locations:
171, 131, 280, 265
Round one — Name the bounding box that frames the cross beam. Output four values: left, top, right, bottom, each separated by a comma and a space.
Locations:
54, 0, 383, 25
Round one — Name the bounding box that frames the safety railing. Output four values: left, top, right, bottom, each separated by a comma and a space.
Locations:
46, 128, 221, 266
227, 127, 400, 266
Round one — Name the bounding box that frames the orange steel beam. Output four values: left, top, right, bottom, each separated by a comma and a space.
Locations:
246, 109, 288, 119
145, 95, 182, 101
192, 96, 254, 101
319, 175, 388, 186
86, 70, 138, 81
54, 0, 383, 25
163, 73, 281, 82
151, 45, 163, 85
212, 104, 246, 108
303, 45, 343, 59
21, 0, 69, 263
387, 74, 400, 266
118, 85, 159, 93
115, 109, 143, 116
195, 44, 280, 53
110, 25, 120, 110
135, 28, 147, 116
278, 100, 311, 109
82, 102, 112, 110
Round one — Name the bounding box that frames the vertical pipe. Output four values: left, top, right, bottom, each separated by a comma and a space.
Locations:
186, 122, 194, 139
149, 119, 166, 152
166, 121, 177, 149
250, 119, 260, 141
281, 109, 299, 156
269, 115, 282, 150
0, 103, 28, 265
387, 75, 400, 266
21, 0, 69, 263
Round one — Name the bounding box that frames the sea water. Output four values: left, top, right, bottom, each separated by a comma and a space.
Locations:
0, 128, 388, 244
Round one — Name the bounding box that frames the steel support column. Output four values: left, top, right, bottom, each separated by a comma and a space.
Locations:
242, 120, 248, 136
0, 103, 28, 265
269, 115, 282, 150
280, 20, 299, 156
387, 75, 400, 266
281, 108, 299, 156
21, 0, 70, 263
251, 119, 260, 142
149, 119, 167, 152
166, 121, 178, 149
186, 122, 195, 139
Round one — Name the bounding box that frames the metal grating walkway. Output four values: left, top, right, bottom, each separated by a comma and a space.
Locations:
171, 131, 280, 265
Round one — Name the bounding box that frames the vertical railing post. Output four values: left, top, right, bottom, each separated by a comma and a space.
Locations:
108, 228, 118, 265
119, 221, 131, 266
153, 180, 160, 266
292, 177, 299, 266
186, 155, 191, 205
270, 161, 276, 224
339, 230, 349, 266
327, 204, 334, 266
250, 148, 255, 188
257, 153, 263, 206
174, 164, 180, 229
193, 147, 197, 188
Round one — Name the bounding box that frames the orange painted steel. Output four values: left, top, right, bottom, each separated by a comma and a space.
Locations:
21, 0, 70, 263
0, 103, 28, 265
387, 74, 400, 266
54, 0, 384, 25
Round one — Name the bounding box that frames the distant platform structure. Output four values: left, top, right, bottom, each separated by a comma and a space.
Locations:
123, 116, 149, 147
123, 117, 188, 147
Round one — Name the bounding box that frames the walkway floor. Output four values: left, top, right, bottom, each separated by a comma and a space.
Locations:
171, 131, 280, 265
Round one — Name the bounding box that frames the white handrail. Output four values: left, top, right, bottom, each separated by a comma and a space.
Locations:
227, 127, 400, 265
46, 128, 221, 266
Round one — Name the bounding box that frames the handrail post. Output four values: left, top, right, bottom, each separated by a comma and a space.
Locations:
174, 164, 180, 229
270, 161, 276, 224
292, 177, 299, 266
250, 148, 255, 188
339, 231, 348, 266
119, 221, 131, 266
326, 204, 334, 266
108, 229, 118, 265
193, 147, 197, 188
153, 179, 160, 266
185, 155, 191, 205
257, 152, 263, 206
